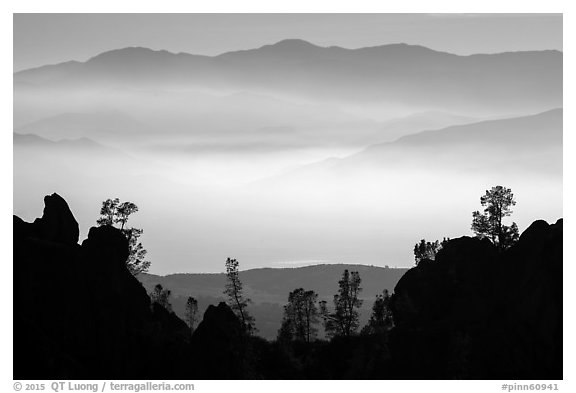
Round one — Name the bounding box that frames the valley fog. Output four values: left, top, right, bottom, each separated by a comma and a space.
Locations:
13, 140, 562, 274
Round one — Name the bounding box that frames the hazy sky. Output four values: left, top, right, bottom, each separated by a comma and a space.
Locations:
14, 13, 562, 71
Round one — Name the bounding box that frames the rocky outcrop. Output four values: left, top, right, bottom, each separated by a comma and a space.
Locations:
390, 219, 563, 379
35, 193, 79, 244
13, 194, 191, 379
498, 219, 563, 378
190, 302, 250, 379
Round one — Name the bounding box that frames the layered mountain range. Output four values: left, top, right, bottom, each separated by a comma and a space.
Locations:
15, 39, 561, 115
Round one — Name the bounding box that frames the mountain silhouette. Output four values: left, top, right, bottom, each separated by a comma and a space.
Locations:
137, 265, 408, 339
14, 132, 113, 152
14, 111, 146, 140
14, 40, 561, 114
338, 108, 562, 174
265, 108, 562, 185
389, 108, 561, 148
376, 111, 478, 142
218, 39, 324, 61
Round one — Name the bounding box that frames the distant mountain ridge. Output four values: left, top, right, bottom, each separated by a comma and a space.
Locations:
14, 132, 108, 150
138, 264, 408, 340
389, 107, 562, 147
338, 108, 562, 172
16, 39, 562, 73
139, 263, 407, 303
14, 111, 147, 140
259, 108, 562, 186
14, 39, 562, 115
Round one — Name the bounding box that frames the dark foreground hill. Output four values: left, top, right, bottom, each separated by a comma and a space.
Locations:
13, 194, 562, 379
138, 265, 407, 340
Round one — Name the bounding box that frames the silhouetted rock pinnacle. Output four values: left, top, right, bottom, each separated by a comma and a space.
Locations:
13, 194, 191, 379
191, 302, 247, 379
389, 219, 562, 379
30, 193, 80, 244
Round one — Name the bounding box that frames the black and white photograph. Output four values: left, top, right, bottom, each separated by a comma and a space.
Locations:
8, 8, 568, 385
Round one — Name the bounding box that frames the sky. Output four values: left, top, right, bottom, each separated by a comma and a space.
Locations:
13, 13, 562, 71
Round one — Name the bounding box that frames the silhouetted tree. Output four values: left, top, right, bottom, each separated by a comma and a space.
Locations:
125, 228, 151, 275
185, 296, 199, 333
278, 288, 319, 343
471, 186, 519, 251
224, 258, 256, 334
361, 289, 393, 335
149, 284, 172, 312
277, 317, 294, 343
413, 239, 440, 264
319, 300, 335, 337
413, 238, 451, 265
116, 201, 138, 230
97, 198, 120, 226
320, 269, 363, 338
302, 290, 320, 343
97, 198, 150, 275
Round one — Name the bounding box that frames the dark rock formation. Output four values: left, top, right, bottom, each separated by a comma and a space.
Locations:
190, 302, 249, 379
498, 219, 563, 378
389, 219, 563, 379
35, 193, 80, 245
13, 194, 191, 379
